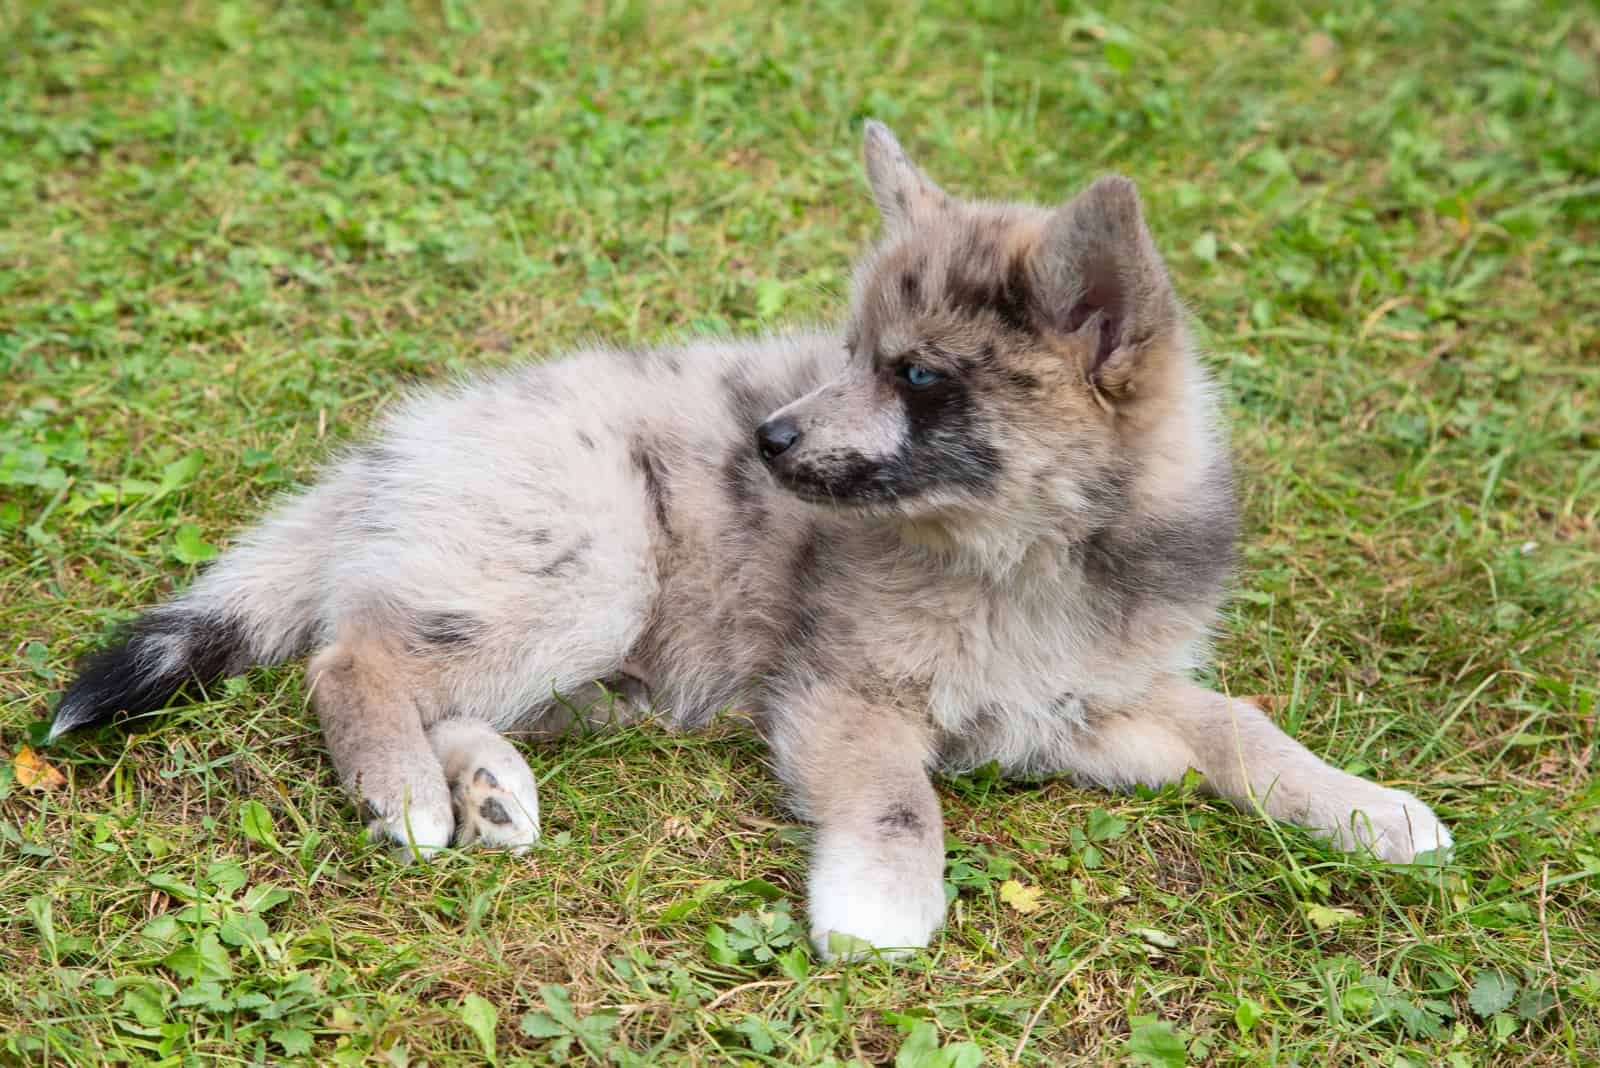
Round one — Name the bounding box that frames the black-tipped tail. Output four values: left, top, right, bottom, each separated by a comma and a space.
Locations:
49, 609, 252, 741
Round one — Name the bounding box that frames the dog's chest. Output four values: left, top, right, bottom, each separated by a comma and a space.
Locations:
888, 584, 1100, 739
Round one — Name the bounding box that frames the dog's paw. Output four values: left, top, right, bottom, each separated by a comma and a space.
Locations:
365, 790, 455, 862
807, 839, 946, 961
426, 719, 542, 853
451, 763, 541, 852
1325, 786, 1453, 863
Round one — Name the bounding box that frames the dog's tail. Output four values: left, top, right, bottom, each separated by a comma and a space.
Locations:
49, 487, 332, 741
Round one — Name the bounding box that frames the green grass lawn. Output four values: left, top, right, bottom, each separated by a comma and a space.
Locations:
3, 0, 1597, 1063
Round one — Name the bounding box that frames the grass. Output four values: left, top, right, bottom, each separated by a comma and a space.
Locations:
1, 0, 1597, 1063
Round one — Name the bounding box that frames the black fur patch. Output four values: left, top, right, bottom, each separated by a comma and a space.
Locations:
629, 438, 672, 536
415, 611, 479, 648
999, 254, 1038, 333
1080, 459, 1238, 619
492, 516, 552, 550
876, 803, 924, 838
900, 271, 922, 308
473, 767, 500, 789
537, 535, 592, 578
975, 341, 1040, 392
1049, 692, 1080, 717
478, 797, 513, 826
776, 524, 831, 656
773, 450, 886, 503
944, 251, 1037, 335
720, 447, 768, 531
51, 610, 250, 738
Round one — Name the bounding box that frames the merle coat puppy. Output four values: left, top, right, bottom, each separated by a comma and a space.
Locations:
51, 122, 1452, 957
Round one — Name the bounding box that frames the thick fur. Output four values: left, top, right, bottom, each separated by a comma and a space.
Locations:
52, 121, 1451, 958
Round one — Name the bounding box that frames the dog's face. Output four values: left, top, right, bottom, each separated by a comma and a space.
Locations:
758, 122, 1189, 535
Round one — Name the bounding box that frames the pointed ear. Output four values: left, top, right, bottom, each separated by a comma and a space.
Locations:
862, 120, 948, 231
1034, 176, 1181, 398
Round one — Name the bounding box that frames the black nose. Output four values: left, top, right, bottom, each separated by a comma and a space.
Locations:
756, 418, 801, 462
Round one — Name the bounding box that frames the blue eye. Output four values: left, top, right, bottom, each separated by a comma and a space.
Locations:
902, 364, 943, 388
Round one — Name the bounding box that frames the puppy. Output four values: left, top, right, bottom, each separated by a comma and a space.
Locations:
51, 122, 1452, 957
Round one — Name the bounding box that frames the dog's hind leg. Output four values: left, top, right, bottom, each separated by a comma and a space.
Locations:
427, 719, 541, 851
1069, 677, 1452, 862
307, 630, 455, 859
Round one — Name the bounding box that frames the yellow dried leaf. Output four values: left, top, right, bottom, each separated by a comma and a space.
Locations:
1132, 927, 1182, 949
1303, 904, 1361, 930
999, 879, 1044, 915
14, 746, 67, 790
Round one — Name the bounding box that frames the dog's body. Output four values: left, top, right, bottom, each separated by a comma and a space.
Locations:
51, 123, 1451, 956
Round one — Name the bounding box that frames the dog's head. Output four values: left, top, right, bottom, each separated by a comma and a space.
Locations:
759, 122, 1207, 550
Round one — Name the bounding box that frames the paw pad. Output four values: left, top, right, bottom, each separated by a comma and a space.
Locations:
478, 796, 513, 826
450, 761, 540, 852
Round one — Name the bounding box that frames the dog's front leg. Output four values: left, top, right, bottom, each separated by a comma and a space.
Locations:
1071, 676, 1452, 862
767, 684, 946, 960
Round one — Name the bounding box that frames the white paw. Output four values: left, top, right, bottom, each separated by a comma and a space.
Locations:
427, 720, 543, 853
367, 793, 455, 862
451, 763, 541, 852
1325, 786, 1453, 863
807, 838, 946, 961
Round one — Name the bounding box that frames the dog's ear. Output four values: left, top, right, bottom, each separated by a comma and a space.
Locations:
862, 120, 948, 232
1034, 176, 1181, 399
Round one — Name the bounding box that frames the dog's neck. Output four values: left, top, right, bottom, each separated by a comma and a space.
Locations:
895, 510, 1081, 590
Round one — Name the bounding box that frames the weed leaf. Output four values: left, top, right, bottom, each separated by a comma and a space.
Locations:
460, 994, 498, 1062
1467, 971, 1518, 1018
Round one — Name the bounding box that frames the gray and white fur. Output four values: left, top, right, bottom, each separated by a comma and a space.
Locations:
51, 122, 1452, 957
